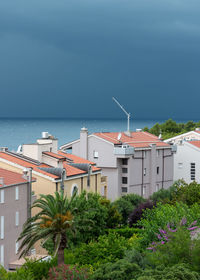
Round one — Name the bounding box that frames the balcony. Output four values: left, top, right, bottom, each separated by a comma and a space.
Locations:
114, 145, 134, 156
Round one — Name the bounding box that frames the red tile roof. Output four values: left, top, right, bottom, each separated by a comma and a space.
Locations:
58, 151, 101, 172
0, 168, 28, 187
43, 152, 66, 160
94, 131, 169, 148
188, 141, 200, 149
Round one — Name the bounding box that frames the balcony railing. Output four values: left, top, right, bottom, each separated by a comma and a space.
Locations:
114, 145, 134, 156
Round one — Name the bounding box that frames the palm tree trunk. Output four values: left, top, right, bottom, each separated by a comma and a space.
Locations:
57, 248, 65, 265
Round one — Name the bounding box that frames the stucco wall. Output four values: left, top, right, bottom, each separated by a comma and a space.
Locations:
0, 183, 28, 269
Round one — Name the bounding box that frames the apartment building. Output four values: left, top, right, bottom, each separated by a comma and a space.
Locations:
0, 168, 35, 270
60, 128, 175, 201
165, 128, 200, 144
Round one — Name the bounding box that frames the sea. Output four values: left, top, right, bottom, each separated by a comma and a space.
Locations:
0, 118, 195, 151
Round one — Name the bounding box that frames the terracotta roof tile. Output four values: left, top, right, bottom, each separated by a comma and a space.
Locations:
0, 168, 28, 187
58, 151, 96, 165
43, 152, 66, 160
94, 131, 169, 148
188, 141, 200, 149
63, 162, 86, 176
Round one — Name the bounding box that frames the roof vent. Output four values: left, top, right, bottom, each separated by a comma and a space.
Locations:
42, 132, 49, 139
0, 147, 8, 152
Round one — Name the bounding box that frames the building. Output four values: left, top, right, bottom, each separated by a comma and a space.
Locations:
0, 168, 35, 270
164, 128, 200, 145
60, 128, 175, 201
0, 133, 104, 201
165, 139, 200, 184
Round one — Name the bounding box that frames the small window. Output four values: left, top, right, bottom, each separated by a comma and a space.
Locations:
142, 185, 146, 196
122, 177, 128, 184
0, 245, 4, 267
50, 147, 52, 152
15, 241, 19, 255
15, 186, 19, 200
122, 168, 128, 173
178, 163, 183, 169
122, 158, 128, 165
71, 185, 78, 197
0, 190, 4, 204
93, 151, 99, 158
157, 167, 159, 174
0, 216, 4, 240
15, 212, 19, 226
144, 168, 146, 176
190, 162, 195, 180
122, 187, 128, 193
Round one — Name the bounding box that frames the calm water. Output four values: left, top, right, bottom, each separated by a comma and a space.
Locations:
0, 118, 192, 151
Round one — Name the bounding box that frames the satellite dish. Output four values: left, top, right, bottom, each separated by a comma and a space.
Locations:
17, 145, 22, 154
117, 133, 122, 141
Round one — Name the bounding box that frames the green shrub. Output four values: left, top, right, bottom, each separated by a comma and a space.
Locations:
89, 260, 141, 280
107, 227, 142, 239
113, 194, 145, 225
137, 264, 200, 280
137, 202, 200, 246
47, 264, 89, 280
0, 265, 34, 280
65, 232, 132, 268
174, 181, 200, 206
146, 227, 200, 272
22, 258, 57, 280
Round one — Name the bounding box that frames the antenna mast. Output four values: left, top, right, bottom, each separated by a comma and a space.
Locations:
112, 97, 130, 132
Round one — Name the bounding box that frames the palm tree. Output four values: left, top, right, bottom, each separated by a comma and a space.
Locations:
17, 191, 77, 264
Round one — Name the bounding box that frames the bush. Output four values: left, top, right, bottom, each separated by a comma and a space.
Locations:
100, 198, 122, 228
174, 181, 200, 206
47, 264, 89, 280
137, 264, 200, 280
0, 265, 34, 280
65, 232, 133, 268
22, 258, 57, 280
89, 260, 141, 280
137, 202, 200, 246
113, 194, 145, 225
107, 227, 143, 239
129, 200, 155, 227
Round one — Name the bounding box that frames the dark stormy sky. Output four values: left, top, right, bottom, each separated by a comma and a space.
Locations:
0, 0, 200, 119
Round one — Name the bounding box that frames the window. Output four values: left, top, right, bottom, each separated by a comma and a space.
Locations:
15, 212, 19, 226
0, 190, 4, 204
0, 245, 4, 267
142, 186, 146, 196
93, 151, 99, 158
71, 185, 78, 197
191, 163, 195, 180
178, 163, 183, 169
122, 187, 128, 193
122, 177, 128, 184
0, 216, 4, 239
157, 167, 159, 174
144, 168, 146, 176
122, 158, 128, 165
15, 186, 19, 200
15, 241, 19, 255
122, 168, 128, 173
50, 147, 52, 152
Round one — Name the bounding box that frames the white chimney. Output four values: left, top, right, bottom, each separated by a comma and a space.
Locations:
0, 177, 4, 186
42, 132, 49, 139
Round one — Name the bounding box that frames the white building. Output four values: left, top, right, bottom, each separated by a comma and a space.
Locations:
165, 128, 200, 145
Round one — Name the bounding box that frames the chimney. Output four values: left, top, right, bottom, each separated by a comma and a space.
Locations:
80, 127, 88, 159
0, 177, 4, 186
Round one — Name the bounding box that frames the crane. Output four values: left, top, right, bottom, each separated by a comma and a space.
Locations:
112, 97, 131, 133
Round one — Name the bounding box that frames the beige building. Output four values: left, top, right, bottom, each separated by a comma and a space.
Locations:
0, 133, 107, 254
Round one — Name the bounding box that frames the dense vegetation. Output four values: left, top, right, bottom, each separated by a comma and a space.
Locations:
1, 180, 200, 279
143, 118, 200, 139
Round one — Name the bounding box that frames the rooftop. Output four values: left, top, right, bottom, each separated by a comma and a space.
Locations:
0, 168, 28, 187
94, 131, 169, 148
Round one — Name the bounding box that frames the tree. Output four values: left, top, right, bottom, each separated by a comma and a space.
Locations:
17, 191, 77, 264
